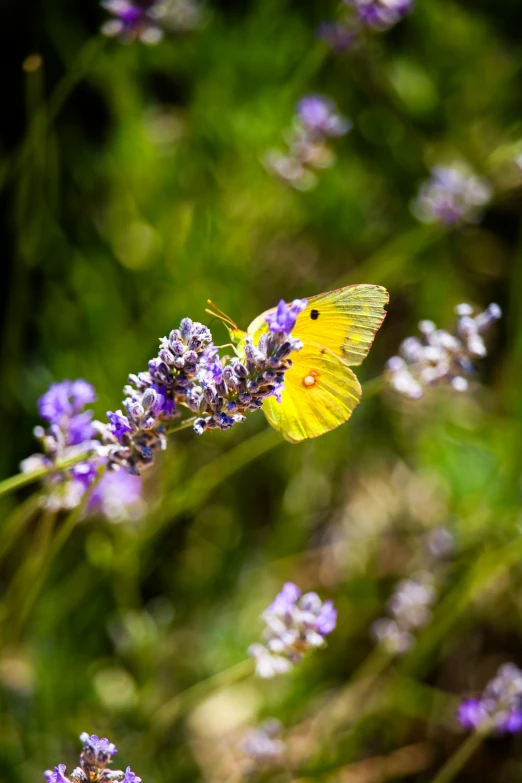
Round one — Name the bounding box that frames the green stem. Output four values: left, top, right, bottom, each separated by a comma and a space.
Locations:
3, 471, 104, 644
1, 37, 105, 193
151, 658, 255, 732
165, 416, 197, 435
0, 507, 57, 634
312, 646, 392, 742
0, 494, 41, 563
429, 730, 487, 783
0, 450, 94, 500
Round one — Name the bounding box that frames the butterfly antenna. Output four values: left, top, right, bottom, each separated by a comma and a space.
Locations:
205, 299, 239, 331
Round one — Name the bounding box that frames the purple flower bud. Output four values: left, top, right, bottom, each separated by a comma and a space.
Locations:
107, 410, 132, 441
122, 766, 142, 783
265, 298, 308, 338
297, 96, 351, 137
250, 583, 336, 677
193, 418, 207, 435
79, 733, 117, 766
44, 764, 69, 783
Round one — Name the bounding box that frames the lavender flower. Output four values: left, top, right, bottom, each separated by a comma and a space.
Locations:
425, 527, 454, 559
97, 303, 304, 473
371, 573, 436, 654
386, 303, 502, 399
21, 379, 101, 511
87, 469, 143, 521
265, 299, 307, 337
248, 583, 337, 678
318, 21, 355, 52
320, 0, 412, 48
44, 733, 141, 783
101, 0, 203, 42
266, 97, 351, 190
24, 300, 305, 497
79, 733, 117, 776
45, 767, 69, 783
457, 663, 522, 735
122, 768, 142, 783
101, 0, 165, 44
412, 165, 491, 226
240, 719, 286, 773
297, 96, 352, 139
350, 0, 413, 30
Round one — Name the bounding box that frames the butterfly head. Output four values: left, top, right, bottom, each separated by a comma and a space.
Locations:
205, 300, 247, 346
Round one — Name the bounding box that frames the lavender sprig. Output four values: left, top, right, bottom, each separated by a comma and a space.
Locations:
101, 0, 165, 44
248, 582, 337, 678
386, 303, 501, 399
44, 733, 141, 783
350, 0, 413, 30
371, 572, 436, 654
98, 300, 306, 473
319, 0, 413, 52
20, 380, 100, 511
100, 0, 204, 43
23, 299, 306, 498
240, 719, 286, 774
266, 96, 351, 190
458, 663, 522, 735
411, 165, 491, 226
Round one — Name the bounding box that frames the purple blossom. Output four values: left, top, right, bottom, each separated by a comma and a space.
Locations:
38, 383, 71, 423
24, 379, 101, 511
297, 96, 351, 138
241, 719, 286, 771
80, 733, 117, 766
386, 303, 501, 399
265, 299, 308, 338
315, 600, 337, 635
72, 461, 99, 489
371, 573, 436, 654
107, 410, 132, 441
268, 582, 302, 614
38, 379, 96, 423
97, 309, 304, 470
266, 95, 351, 190
249, 583, 337, 678
457, 698, 487, 730
149, 384, 176, 417
412, 165, 491, 226
272, 382, 284, 403
44, 765, 69, 783
123, 767, 142, 783
504, 710, 522, 733
101, 0, 165, 44
457, 663, 522, 735
45, 732, 140, 783
67, 410, 96, 445
350, 0, 414, 30
26, 301, 306, 495
87, 469, 143, 520
318, 21, 355, 52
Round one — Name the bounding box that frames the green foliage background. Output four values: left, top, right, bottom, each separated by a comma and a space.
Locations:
1, 0, 522, 781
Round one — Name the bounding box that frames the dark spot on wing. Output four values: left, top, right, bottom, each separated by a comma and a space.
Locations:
311, 309, 319, 320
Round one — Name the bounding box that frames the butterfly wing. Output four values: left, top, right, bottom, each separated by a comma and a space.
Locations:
249, 285, 388, 442
262, 346, 362, 443
294, 284, 389, 366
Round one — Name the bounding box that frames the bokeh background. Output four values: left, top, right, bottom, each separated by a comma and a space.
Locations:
2, 0, 522, 781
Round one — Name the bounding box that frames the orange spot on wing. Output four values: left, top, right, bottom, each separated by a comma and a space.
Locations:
302, 369, 320, 388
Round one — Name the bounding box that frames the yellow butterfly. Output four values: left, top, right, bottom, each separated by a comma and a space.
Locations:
208, 284, 388, 443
